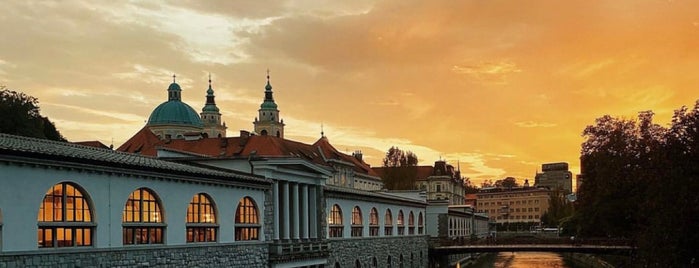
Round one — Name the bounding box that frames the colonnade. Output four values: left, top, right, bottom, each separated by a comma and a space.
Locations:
272, 181, 322, 241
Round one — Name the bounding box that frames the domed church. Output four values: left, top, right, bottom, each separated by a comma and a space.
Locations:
146, 74, 227, 140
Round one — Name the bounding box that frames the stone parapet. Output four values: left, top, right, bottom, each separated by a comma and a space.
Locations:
0, 243, 267, 268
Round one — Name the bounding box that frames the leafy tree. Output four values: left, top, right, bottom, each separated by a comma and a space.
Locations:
575, 107, 698, 266
0, 87, 65, 141
382, 146, 418, 167
495, 176, 518, 189
480, 179, 494, 188
462, 177, 479, 194
380, 146, 419, 190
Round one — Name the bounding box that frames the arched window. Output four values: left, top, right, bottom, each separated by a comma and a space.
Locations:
123, 188, 164, 245
351, 206, 363, 237
387, 255, 392, 268
397, 210, 405, 235
235, 197, 260, 240
328, 204, 343, 238
38, 182, 94, 248
411, 253, 414, 267
399, 254, 404, 268
334, 262, 341, 268
384, 209, 393, 236
372, 257, 378, 268
186, 193, 217, 242
408, 211, 415, 235
260, 129, 268, 136
369, 207, 379, 236
418, 212, 425, 234
355, 259, 362, 268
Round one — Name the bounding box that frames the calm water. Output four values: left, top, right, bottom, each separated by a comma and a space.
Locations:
467, 252, 579, 268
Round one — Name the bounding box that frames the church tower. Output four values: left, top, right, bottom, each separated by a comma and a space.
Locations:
253, 71, 284, 138
200, 74, 227, 138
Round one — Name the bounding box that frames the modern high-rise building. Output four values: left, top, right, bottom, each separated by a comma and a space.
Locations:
534, 162, 573, 193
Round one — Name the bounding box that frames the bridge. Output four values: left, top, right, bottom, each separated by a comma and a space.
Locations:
429, 237, 636, 256
431, 244, 635, 255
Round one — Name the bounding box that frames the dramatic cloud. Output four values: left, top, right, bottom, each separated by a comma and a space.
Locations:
3, 0, 699, 184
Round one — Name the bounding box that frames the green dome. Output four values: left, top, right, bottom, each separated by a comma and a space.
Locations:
147, 100, 203, 127
261, 101, 278, 109
168, 82, 182, 91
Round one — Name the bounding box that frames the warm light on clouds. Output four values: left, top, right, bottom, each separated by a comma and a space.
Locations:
3, 0, 699, 185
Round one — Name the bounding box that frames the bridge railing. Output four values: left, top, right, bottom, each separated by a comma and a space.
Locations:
432, 236, 634, 247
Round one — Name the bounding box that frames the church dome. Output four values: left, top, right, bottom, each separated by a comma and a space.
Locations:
147, 100, 203, 127
168, 82, 182, 91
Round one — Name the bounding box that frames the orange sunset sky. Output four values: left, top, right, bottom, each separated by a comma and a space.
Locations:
2, 1, 699, 185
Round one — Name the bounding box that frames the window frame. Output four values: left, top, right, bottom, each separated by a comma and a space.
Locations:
122, 188, 166, 245
328, 204, 343, 238
186, 193, 218, 243
38, 182, 95, 248
235, 196, 260, 241
351, 206, 363, 237
369, 207, 379, 237
384, 209, 393, 236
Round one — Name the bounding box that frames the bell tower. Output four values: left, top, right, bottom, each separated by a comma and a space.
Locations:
200, 74, 227, 138
254, 70, 284, 138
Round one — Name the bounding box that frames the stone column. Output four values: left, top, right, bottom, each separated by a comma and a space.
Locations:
273, 181, 280, 240
309, 185, 318, 239
301, 184, 309, 239
282, 181, 290, 240
291, 183, 300, 240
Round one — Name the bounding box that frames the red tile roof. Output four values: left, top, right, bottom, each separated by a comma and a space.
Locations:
117, 128, 378, 177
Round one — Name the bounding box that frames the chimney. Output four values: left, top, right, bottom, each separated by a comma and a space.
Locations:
353, 150, 363, 162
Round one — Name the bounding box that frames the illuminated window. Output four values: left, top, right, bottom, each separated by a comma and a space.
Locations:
186, 193, 218, 243
369, 207, 379, 237
235, 197, 260, 241
328, 204, 343, 238
418, 212, 424, 234
38, 182, 94, 248
408, 211, 415, 235
122, 188, 164, 245
351, 206, 363, 237
384, 209, 393, 236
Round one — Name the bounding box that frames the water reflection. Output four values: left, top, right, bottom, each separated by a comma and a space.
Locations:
467, 252, 577, 268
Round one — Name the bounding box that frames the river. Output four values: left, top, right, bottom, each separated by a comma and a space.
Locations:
465, 252, 582, 268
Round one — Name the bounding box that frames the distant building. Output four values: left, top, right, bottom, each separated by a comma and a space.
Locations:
373, 160, 467, 205
475, 187, 550, 224
534, 162, 573, 193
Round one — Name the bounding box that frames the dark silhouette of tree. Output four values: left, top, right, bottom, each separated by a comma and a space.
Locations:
495, 177, 518, 189
540, 188, 573, 229
575, 106, 698, 267
480, 179, 494, 188
462, 177, 479, 194
380, 146, 418, 190
0, 87, 65, 141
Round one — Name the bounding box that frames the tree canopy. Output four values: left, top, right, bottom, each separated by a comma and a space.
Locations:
574, 106, 699, 266
380, 146, 419, 190
0, 87, 66, 141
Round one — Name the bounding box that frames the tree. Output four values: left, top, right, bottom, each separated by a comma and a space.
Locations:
0, 87, 66, 141
382, 146, 418, 167
380, 147, 419, 190
495, 177, 518, 189
575, 106, 698, 266
480, 179, 494, 188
